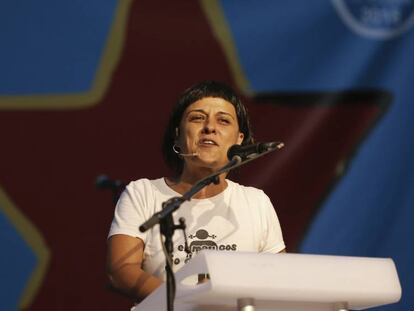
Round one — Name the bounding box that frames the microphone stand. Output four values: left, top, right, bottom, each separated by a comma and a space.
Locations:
139, 147, 279, 311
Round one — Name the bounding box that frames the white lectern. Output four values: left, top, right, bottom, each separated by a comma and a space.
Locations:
133, 251, 401, 311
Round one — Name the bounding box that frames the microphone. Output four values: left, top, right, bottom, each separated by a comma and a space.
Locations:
95, 174, 125, 190
173, 145, 198, 157
96, 175, 126, 204
227, 141, 284, 160
178, 152, 199, 157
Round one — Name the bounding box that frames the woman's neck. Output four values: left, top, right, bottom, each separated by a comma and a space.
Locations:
166, 168, 228, 199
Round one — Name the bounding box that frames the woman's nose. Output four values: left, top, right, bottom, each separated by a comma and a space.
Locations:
202, 119, 216, 134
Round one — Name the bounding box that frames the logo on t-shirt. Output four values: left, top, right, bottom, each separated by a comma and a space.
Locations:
174, 229, 237, 265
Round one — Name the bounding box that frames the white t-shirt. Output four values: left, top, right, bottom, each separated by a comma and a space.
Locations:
108, 178, 285, 280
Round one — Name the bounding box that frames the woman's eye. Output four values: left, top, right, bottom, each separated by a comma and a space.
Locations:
219, 118, 230, 124
189, 115, 205, 121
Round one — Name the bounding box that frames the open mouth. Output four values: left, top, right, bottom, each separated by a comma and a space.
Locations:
198, 138, 218, 146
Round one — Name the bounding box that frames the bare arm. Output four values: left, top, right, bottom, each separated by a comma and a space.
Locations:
107, 234, 162, 301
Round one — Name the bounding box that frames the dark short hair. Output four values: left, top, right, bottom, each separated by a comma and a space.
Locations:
162, 80, 254, 176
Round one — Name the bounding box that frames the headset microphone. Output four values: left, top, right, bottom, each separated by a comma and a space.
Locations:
173, 145, 198, 157
179, 152, 199, 157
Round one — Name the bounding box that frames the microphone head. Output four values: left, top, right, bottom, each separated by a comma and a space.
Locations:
227, 141, 284, 160
95, 174, 125, 189
96, 174, 110, 188
227, 144, 243, 160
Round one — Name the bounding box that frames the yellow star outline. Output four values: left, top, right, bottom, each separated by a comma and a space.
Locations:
200, 0, 252, 95
0, 0, 133, 110
0, 187, 50, 309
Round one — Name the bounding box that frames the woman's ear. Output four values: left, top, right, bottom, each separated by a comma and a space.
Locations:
237, 132, 244, 145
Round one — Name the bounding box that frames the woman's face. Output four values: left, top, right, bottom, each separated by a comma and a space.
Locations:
177, 97, 244, 172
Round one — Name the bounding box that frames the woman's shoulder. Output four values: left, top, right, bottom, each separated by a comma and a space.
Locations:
226, 179, 266, 197
125, 177, 165, 193
226, 180, 272, 212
